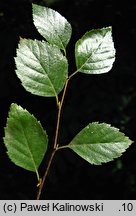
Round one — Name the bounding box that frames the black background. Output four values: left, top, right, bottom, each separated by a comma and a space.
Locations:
0, 0, 136, 199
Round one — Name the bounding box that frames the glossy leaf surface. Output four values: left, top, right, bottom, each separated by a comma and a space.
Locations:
68, 122, 132, 165
4, 103, 48, 172
32, 4, 72, 51
75, 27, 115, 74
15, 39, 68, 97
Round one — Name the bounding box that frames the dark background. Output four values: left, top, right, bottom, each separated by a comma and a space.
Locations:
0, 0, 136, 199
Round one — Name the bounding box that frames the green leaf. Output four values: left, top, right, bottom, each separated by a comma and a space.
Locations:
32, 4, 72, 51
15, 39, 68, 97
4, 103, 48, 172
75, 27, 115, 74
68, 122, 132, 165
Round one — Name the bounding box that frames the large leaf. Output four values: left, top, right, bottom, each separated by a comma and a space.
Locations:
32, 4, 72, 51
15, 39, 68, 97
4, 103, 48, 172
68, 122, 132, 165
75, 27, 115, 74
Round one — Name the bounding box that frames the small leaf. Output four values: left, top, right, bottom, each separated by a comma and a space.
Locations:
4, 103, 48, 172
15, 39, 68, 97
75, 27, 115, 74
68, 122, 132, 165
32, 3, 72, 51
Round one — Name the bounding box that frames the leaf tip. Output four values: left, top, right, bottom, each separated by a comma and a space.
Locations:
32, 3, 37, 11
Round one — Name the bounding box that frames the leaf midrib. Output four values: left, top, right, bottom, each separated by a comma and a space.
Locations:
16, 109, 38, 172
69, 141, 130, 147
36, 12, 66, 51
28, 41, 58, 97
76, 31, 112, 72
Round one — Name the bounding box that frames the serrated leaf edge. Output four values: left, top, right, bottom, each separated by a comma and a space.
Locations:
75, 26, 115, 74
67, 122, 133, 165
32, 3, 72, 51
15, 38, 68, 98
4, 103, 48, 172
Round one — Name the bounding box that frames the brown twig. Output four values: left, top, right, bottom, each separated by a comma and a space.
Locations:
36, 149, 56, 200
36, 77, 70, 200
53, 78, 70, 149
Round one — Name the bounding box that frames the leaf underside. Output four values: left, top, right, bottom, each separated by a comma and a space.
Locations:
68, 122, 132, 165
15, 39, 68, 97
32, 3, 72, 51
75, 27, 115, 74
4, 103, 48, 172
